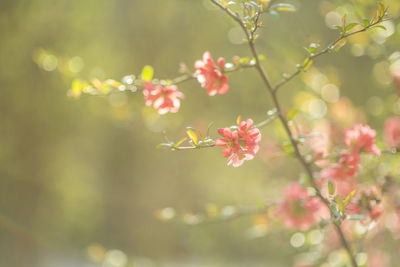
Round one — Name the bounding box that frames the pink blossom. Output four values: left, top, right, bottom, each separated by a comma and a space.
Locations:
215, 118, 261, 167
344, 124, 380, 155
194, 51, 229, 96
143, 82, 184, 114
384, 116, 400, 149
214, 128, 240, 158
320, 150, 360, 181
276, 183, 327, 230
346, 187, 383, 221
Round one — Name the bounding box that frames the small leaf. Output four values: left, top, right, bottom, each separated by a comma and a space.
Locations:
346, 214, 367, 221
341, 14, 346, 30
328, 181, 335, 196
308, 43, 319, 54
335, 195, 345, 214
156, 143, 173, 149
271, 3, 296, 12
286, 108, 298, 121
283, 142, 294, 154
186, 127, 199, 146
301, 58, 313, 70
198, 131, 205, 142
236, 115, 242, 125
362, 19, 371, 27
373, 25, 387, 31
371, 10, 380, 24
335, 25, 345, 34
333, 38, 347, 51
344, 190, 356, 206
378, 2, 385, 18
345, 23, 358, 32
174, 137, 187, 148
141, 65, 154, 82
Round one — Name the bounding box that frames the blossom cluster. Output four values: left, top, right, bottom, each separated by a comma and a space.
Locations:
143, 82, 184, 115
215, 118, 261, 167
276, 124, 385, 231
143, 51, 230, 114
194, 51, 229, 96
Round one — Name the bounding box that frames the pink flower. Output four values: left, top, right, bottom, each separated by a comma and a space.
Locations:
344, 124, 381, 155
194, 51, 229, 96
237, 118, 261, 155
214, 118, 261, 167
214, 128, 240, 158
320, 150, 360, 181
143, 82, 184, 114
276, 183, 327, 230
384, 116, 400, 149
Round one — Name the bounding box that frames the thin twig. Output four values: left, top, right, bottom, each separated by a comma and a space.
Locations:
274, 18, 391, 92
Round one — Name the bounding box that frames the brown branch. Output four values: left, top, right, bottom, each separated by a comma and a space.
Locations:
210, 1, 358, 266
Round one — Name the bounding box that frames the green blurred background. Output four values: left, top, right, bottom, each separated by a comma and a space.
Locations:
1, 0, 400, 266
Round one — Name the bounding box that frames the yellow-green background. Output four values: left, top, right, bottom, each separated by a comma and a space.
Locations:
1, 0, 400, 266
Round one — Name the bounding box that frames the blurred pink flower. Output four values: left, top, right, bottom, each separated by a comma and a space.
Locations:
277, 183, 327, 230
384, 116, 400, 149
143, 82, 184, 114
320, 150, 360, 181
344, 124, 380, 156
194, 51, 229, 96
215, 118, 261, 167
368, 249, 389, 267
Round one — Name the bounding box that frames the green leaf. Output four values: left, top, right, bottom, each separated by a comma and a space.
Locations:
378, 2, 385, 18
301, 58, 313, 70
141, 65, 154, 82
174, 137, 187, 148
283, 142, 294, 154
186, 127, 198, 146
362, 19, 371, 28
333, 38, 347, 51
345, 23, 358, 32
308, 43, 319, 54
335, 195, 345, 214
271, 3, 296, 12
373, 25, 387, 31
286, 108, 298, 121
328, 181, 335, 196
344, 190, 356, 206
156, 143, 173, 149
335, 25, 345, 34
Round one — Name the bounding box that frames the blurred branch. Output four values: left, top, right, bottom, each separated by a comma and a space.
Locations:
254, 114, 277, 128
